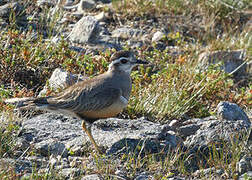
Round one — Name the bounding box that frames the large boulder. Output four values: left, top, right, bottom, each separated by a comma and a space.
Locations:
19, 113, 180, 157
198, 50, 248, 79
69, 16, 101, 44
39, 68, 85, 96
184, 117, 250, 148
217, 101, 250, 126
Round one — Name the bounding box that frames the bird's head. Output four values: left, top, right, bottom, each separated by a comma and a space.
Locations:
108, 51, 148, 74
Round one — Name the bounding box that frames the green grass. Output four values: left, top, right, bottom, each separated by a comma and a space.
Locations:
127, 44, 251, 121
80, 130, 251, 179
111, 0, 251, 23
0, 112, 20, 158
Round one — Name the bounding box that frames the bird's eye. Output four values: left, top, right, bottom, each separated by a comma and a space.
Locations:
120, 59, 128, 64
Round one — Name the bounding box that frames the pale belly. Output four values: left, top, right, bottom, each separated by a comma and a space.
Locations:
81, 96, 128, 119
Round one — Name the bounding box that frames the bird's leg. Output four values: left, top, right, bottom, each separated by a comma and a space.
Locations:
81, 121, 102, 154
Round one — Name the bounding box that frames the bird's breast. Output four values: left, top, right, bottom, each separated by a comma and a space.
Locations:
79, 95, 128, 119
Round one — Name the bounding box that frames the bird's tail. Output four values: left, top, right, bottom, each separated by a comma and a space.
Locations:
4, 97, 45, 110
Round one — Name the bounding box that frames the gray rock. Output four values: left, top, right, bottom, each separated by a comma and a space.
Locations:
94, 118, 180, 155
152, 31, 165, 42
20, 113, 179, 157
25, 156, 48, 169
184, 116, 250, 147
178, 124, 200, 137
198, 50, 248, 78
37, 0, 56, 7
64, 0, 75, 6
82, 174, 103, 180
169, 119, 180, 127
181, 120, 251, 174
135, 172, 154, 180
77, 0, 96, 11
193, 167, 225, 177
34, 140, 68, 158
0, 1, 6, 6
239, 171, 252, 180
236, 156, 252, 174
84, 35, 122, 51
0, 2, 23, 18
216, 169, 225, 176
69, 16, 101, 44
217, 101, 250, 126
112, 27, 144, 40
21, 113, 80, 150
39, 68, 85, 96
108, 138, 161, 156
15, 137, 30, 151
60, 167, 81, 178
194, 167, 215, 176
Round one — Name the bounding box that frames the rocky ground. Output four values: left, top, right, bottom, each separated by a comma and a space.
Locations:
0, 101, 251, 179
0, 0, 251, 179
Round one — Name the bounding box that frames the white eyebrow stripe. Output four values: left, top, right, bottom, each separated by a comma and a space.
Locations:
108, 57, 130, 69
118, 57, 130, 61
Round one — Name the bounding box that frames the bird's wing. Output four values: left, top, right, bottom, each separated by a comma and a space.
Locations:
39, 83, 122, 113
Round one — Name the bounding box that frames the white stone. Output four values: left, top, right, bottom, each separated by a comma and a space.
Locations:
39, 68, 85, 97
152, 31, 165, 42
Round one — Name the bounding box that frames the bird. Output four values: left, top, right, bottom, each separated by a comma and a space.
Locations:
4, 50, 148, 153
